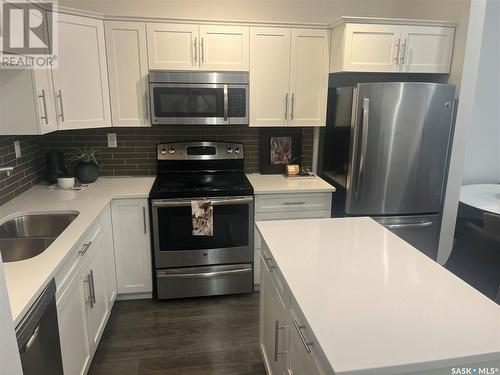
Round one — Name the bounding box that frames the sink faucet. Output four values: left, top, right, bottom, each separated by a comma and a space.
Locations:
0, 167, 14, 177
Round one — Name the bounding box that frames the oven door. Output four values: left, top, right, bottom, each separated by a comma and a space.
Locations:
150, 83, 248, 125
151, 196, 254, 268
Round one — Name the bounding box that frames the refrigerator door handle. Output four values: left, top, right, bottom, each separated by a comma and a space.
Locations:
385, 221, 433, 229
356, 98, 370, 198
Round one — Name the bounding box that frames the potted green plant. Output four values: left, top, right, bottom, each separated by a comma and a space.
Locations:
65, 148, 102, 183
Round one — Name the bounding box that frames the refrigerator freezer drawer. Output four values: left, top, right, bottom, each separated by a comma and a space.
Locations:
373, 215, 441, 260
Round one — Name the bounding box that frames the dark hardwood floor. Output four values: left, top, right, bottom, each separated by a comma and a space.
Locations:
88, 292, 266, 375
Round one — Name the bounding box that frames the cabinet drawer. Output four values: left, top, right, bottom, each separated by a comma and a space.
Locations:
255, 193, 331, 213
55, 219, 101, 300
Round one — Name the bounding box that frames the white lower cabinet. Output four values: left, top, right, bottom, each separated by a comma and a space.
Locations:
260, 246, 332, 375
111, 199, 152, 296
254, 193, 331, 284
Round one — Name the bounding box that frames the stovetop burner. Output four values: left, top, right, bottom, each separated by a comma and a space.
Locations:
149, 141, 253, 199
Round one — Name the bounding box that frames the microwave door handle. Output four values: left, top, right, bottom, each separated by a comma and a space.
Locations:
223, 84, 229, 122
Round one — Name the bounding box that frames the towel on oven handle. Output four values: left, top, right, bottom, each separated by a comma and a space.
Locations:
191, 200, 213, 236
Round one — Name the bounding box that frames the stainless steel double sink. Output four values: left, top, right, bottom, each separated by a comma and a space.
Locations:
0, 212, 79, 262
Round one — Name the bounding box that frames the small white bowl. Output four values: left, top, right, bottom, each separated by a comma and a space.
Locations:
57, 176, 75, 189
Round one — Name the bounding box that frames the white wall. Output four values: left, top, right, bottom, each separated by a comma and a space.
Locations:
0, 257, 22, 375
461, 0, 500, 184
437, 0, 499, 264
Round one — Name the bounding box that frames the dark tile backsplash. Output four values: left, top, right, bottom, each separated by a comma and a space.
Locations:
0, 135, 45, 206
44, 126, 314, 176
0, 126, 314, 205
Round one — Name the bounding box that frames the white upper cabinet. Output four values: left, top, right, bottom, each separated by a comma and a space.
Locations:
53, 13, 111, 130
147, 23, 249, 71
401, 25, 455, 73
289, 29, 329, 126
330, 18, 455, 74
105, 21, 150, 126
250, 27, 329, 127
249, 27, 291, 126
146, 23, 198, 70
198, 25, 249, 71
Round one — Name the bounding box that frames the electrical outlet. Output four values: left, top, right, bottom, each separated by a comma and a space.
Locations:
14, 141, 21, 158
107, 133, 117, 148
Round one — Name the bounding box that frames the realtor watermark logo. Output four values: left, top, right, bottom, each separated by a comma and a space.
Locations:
451, 367, 499, 374
1, 0, 58, 68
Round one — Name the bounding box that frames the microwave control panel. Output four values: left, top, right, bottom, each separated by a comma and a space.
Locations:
228, 88, 247, 118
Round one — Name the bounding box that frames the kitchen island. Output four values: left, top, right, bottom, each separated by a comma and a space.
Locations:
257, 217, 500, 375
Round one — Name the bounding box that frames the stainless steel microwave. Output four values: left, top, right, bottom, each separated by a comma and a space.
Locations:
149, 71, 248, 125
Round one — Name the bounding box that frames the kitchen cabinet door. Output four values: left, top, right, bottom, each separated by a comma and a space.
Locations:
146, 23, 198, 70
52, 14, 111, 129
249, 27, 291, 126
198, 25, 249, 71
289, 29, 329, 126
339, 23, 401, 72
84, 236, 110, 350
260, 257, 287, 375
111, 199, 153, 295
400, 26, 454, 73
57, 268, 92, 375
105, 21, 150, 126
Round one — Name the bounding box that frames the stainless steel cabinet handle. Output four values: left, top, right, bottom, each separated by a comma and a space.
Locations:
290, 93, 295, 120
282, 201, 306, 206
284, 93, 288, 119
20, 325, 40, 353
57, 90, 65, 122
84, 273, 94, 308
274, 321, 286, 361
145, 88, 149, 120
38, 89, 48, 124
201, 37, 204, 64
193, 37, 197, 63
78, 240, 92, 256
293, 320, 313, 353
394, 37, 401, 64
399, 38, 407, 65
142, 206, 147, 234
157, 267, 252, 279
89, 269, 96, 304
223, 84, 228, 122
386, 221, 433, 229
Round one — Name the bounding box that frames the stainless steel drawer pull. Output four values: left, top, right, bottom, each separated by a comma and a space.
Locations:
20, 325, 40, 353
283, 201, 306, 206
386, 221, 433, 229
264, 256, 276, 271
293, 320, 313, 353
142, 206, 147, 234
157, 267, 252, 279
89, 269, 96, 305
78, 240, 92, 256
274, 320, 286, 361
84, 273, 94, 308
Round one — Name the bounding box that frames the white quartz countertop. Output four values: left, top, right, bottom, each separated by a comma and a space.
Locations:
460, 184, 500, 215
246, 173, 335, 194
0, 177, 155, 326
256, 217, 500, 374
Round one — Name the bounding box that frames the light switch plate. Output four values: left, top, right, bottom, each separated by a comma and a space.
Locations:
14, 141, 21, 158
107, 133, 117, 148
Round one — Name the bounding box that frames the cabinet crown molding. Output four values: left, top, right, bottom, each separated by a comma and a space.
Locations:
330, 16, 456, 28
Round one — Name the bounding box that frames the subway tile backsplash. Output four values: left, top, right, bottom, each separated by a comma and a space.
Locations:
0, 136, 45, 206
0, 126, 314, 205
44, 126, 314, 176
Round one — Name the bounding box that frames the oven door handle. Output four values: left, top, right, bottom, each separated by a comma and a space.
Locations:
157, 267, 252, 279
152, 197, 253, 207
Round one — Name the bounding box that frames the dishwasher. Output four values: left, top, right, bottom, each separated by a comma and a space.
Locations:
16, 279, 64, 375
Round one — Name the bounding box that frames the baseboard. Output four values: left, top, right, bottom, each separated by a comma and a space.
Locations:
116, 292, 152, 301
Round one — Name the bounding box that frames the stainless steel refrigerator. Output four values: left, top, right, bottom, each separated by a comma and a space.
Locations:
318, 82, 456, 260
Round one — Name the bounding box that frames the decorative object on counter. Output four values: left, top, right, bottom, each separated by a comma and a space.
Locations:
283, 168, 317, 179
66, 148, 102, 183
57, 176, 75, 189
285, 164, 300, 176
191, 200, 214, 236
45, 151, 67, 184
260, 128, 302, 174
48, 183, 89, 192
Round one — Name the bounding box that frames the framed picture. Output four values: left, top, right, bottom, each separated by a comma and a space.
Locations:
260, 128, 302, 174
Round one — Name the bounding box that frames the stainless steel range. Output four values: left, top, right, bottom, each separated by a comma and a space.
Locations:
149, 141, 254, 299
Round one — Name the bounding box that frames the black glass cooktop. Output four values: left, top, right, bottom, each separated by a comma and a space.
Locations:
149, 172, 253, 199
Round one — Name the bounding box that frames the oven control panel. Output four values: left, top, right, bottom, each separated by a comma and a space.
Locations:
157, 141, 244, 160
